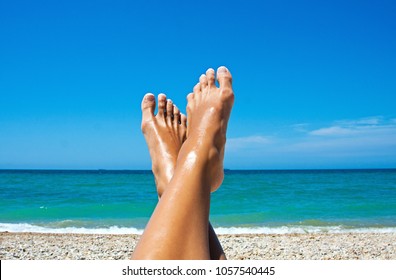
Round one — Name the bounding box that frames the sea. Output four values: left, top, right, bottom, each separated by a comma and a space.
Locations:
1, 169, 396, 235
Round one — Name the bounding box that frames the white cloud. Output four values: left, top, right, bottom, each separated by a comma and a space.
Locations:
227, 135, 271, 149
291, 123, 310, 132
291, 116, 396, 158
225, 116, 396, 168
335, 116, 383, 126
310, 126, 356, 136
309, 116, 396, 137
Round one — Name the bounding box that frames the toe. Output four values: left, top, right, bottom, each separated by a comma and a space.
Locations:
180, 113, 187, 140
193, 83, 201, 94
181, 113, 187, 126
187, 92, 194, 112
216, 66, 232, 89
187, 92, 194, 102
206, 68, 215, 88
141, 93, 155, 121
173, 105, 180, 124
186, 93, 193, 137
157, 94, 167, 116
166, 99, 174, 120
199, 74, 208, 92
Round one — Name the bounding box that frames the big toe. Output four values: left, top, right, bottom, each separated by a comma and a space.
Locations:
216, 66, 232, 89
141, 93, 156, 121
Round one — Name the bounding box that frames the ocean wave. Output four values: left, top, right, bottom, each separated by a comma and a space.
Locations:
1, 222, 396, 235
0, 223, 144, 234
215, 226, 396, 234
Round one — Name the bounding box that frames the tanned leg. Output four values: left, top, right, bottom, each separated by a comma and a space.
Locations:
140, 91, 226, 259
132, 66, 233, 259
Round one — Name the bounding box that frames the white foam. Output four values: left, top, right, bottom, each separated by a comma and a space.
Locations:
215, 226, 396, 234
0, 223, 144, 235
1, 223, 396, 235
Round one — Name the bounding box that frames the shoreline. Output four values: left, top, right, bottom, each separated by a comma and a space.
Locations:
1, 232, 395, 260
2, 222, 396, 235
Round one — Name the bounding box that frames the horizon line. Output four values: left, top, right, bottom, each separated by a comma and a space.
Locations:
1, 168, 395, 171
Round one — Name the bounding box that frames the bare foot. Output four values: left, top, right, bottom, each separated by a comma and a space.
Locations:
184, 66, 234, 192
142, 92, 226, 259
133, 70, 233, 259
141, 93, 187, 195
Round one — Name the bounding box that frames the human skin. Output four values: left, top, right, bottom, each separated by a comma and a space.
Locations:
132, 66, 234, 259
140, 88, 226, 259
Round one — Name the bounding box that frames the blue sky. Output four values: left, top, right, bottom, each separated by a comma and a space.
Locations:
1, 0, 395, 169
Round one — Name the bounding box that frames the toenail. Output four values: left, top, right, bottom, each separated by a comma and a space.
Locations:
146, 94, 155, 101
218, 66, 228, 73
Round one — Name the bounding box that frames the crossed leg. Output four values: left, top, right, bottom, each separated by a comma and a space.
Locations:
132, 66, 234, 259
140, 92, 226, 259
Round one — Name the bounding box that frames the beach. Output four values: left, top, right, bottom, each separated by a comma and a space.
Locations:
1, 232, 395, 260
2, 170, 396, 260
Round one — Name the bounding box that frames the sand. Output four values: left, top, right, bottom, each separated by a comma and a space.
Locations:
1, 232, 395, 260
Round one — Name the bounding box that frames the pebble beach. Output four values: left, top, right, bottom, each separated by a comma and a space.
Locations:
1, 232, 395, 260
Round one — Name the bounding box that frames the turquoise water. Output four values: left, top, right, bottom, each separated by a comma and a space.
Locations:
1, 169, 396, 234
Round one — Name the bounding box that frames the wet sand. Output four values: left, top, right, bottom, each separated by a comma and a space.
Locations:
1, 232, 395, 260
